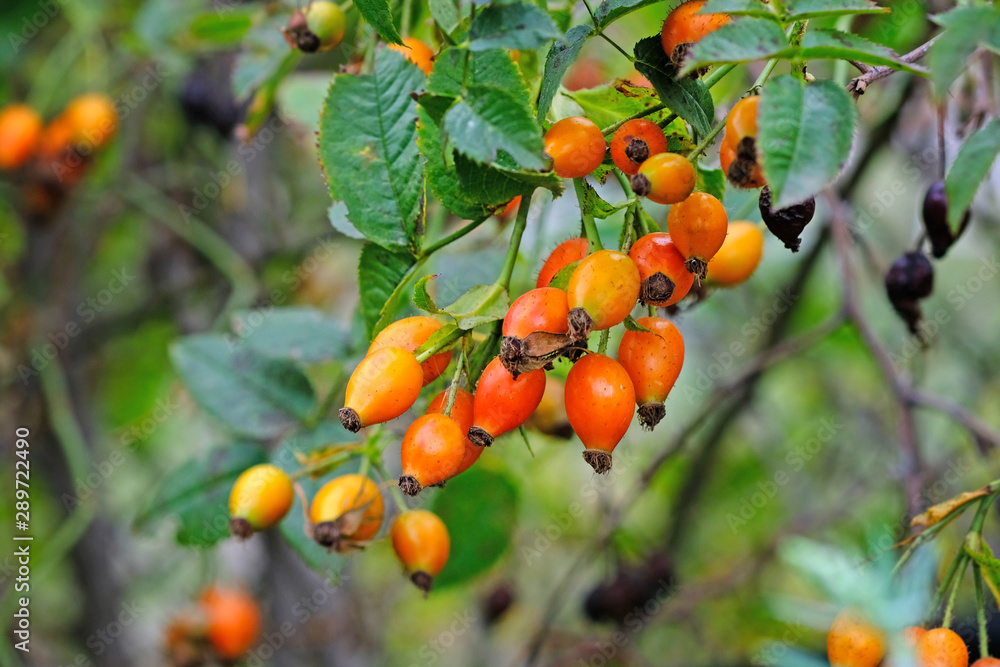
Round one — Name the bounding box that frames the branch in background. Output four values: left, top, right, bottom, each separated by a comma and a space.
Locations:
848, 38, 936, 98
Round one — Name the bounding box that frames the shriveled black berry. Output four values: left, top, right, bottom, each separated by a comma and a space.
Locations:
482, 584, 516, 625
885, 252, 934, 334
582, 551, 676, 625
180, 65, 242, 137
922, 180, 970, 259
759, 186, 816, 252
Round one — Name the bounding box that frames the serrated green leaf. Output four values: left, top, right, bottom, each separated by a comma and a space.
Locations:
469, 1, 561, 51
429, 0, 463, 35
319, 49, 426, 251
431, 463, 519, 588
358, 244, 418, 338
355, 0, 403, 44
784, 0, 887, 21
928, 7, 1000, 98
443, 85, 547, 169
417, 108, 493, 219
134, 442, 267, 547
443, 284, 509, 329
454, 152, 563, 205
580, 179, 628, 219
189, 10, 254, 44
945, 118, 1000, 232
594, 0, 663, 29
696, 165, 726, 201
633, 36, 714, 136
171, 335, 316, 438
413, 275, 446, 315
683, 18, 790, 74
758, 76, 857, 209
701, 0, 775, 19
229, 307, 348, 364
428, 47, 529, 101
567, 82, 686, 133
799, 30, 924, 72
537, 24, 593, 122
272, 423, 359, 575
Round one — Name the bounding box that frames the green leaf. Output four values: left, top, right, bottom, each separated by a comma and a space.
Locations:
696, 165, 726, 201
189, 10, 254, 44
134, 442, 267, 546
567, 82, 682, 132
429, 0, 464, 35
277, 72, 331, 133
229, 307, 349, 364
443, 284, 509, 330
319, 49, 426, 252
594, 0, 663, 29
427, 47, 529, 101
579, 179, 628, 219
945, 118, 1000, 232
469, 2, 561, 52
701, 0, 775, 19
328, 202, 366, 239
758, 75, 857, 209
548, 260, 580, 291
358, 243, 418, 338
453, 152, 563, 205
623, 315, 654, 334
355, 0, 403, 44
799, 30, 924, 72
413, 275, 446, 315
414, 322, 463, 357
443, 85, 547, 170
171, 334, 316, 438
928, 7, 1000, 98
633, 36, 714, 136
537, 24, 593, 122
272, 423, 359, 575
783, 0, 888, 21
416, 107, 493, 219
683, 18, 790, 73
430, 463, 519, 588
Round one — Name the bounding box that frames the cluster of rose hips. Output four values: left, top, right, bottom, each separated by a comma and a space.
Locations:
828, 608, 992, 667
164, 585, 261, 666
884, 181, 970, 334
0, 93, 118, 219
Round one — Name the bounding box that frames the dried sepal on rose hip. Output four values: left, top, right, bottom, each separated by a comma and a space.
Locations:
391, 509, 450, 593
309, 474, 384, 552
720, 96, 765, 189
228, 463, 294, 539
758, 186, 816, 252
628, 233, 695, 307
610, 119, 668, 175
884, 251, 934, 334
398, 413, 466, 496
499, 287, 590, 378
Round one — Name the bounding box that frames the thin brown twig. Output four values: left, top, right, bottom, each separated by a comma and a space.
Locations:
907, 389, 1000, 452
828, 195, 924, 519
848, 38, 936, 98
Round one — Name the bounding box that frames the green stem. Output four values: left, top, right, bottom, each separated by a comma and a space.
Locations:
443, 345, 466, 416
613, 170, 638, 205
942, 554, 968, 629
497, 191, 533, 289
702, 63, 737, 89
123, 176, 257, 328
602, 106, 670, 136
574, 179, 603, 252
750, 58, 781, 95
372, 461, 409, 513
789, 21, 809, 82
289, 447, 361, 480
598, 329, 609, 355
970, 489, 1000, 534
420, 215, 490, 257
931, 550, 967, 623
686, 118, 726, 164
598, 33, 635, 63
975, 565, 989, 659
